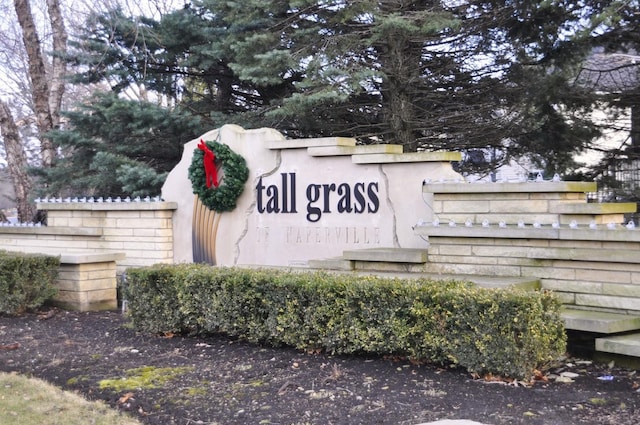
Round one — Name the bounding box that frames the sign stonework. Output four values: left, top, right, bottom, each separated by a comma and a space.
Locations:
162, 124, 463, 266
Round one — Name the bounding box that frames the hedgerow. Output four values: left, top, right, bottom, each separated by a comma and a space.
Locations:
124, 264, 565, 379
0, 251, 59, 315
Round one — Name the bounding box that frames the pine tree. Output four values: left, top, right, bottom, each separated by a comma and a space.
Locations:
62, 0, 629, 178
36, 93, 203, 197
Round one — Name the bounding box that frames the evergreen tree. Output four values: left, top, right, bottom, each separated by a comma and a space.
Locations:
35, 93, 203, 197
62, 0, 628, 178
206, 0, 609, 173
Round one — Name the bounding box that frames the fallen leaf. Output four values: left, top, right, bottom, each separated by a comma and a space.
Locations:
118, 392, 135, 404
37, 310, 57, 320
0, 342, 20, 350
409, 358, 426, 366
382, 355, 407, 362
533, 369, 549, 382
483, 373, 510, 383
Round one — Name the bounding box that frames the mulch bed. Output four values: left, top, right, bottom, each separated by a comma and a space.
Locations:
1, 308, 638, 425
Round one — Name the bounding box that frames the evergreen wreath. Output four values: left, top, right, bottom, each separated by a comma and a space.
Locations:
188, 140, 249, 212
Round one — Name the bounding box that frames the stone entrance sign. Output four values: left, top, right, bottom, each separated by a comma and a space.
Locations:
162, 125, 462, 266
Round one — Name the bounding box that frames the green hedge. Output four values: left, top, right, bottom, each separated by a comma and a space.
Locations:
0, 251, 59, 315
124, 264, 566, 379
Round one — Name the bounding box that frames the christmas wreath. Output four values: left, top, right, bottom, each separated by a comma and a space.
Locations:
188, 139, 249, 212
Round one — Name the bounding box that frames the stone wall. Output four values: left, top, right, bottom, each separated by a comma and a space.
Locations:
0, 201, 177, 311
0, 201, 177, 271
162, 124, 464, 267
1, 125, 639, 317
415, 181, 640, 315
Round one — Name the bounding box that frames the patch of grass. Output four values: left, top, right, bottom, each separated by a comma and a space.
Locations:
589, 397, 608, 406
66, 375, 90, 387
185, 386, 208, 397
99, 366, 194, 392
0, 372, 141, 425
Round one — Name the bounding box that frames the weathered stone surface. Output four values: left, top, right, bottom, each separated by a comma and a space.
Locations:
352, 151, 462, 164
343, 248, 428, 263
576, 294, 640, 312
307, 257, 354, 271
423, 181, 597, 194
163, 125, 462, 266
265, 136, 356, 149
561, 308, 640, 333
550, 202, 637, 214
307, 144, 403, 156
595, 333, 640, 357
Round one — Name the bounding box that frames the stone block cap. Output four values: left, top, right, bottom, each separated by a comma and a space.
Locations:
423, 181, 597, 194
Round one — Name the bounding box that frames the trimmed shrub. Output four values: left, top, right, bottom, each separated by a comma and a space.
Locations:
0, 251, 59, 315
124, 265, 566, 379
119, 265, 185, 334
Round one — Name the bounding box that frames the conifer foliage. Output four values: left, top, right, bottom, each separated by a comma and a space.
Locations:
37, 93, 202, 197
54, 0, 637, 190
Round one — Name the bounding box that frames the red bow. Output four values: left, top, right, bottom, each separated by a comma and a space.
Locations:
198, 140, 219, 188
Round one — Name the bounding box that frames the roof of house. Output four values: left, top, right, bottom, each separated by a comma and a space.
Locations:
575, 48, 639, 93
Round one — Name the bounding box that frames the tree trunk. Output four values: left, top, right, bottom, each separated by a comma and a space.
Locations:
13, 0, 57, 167
46, 0, 68, 129
0, 101, 35, 221
379, 43, 423, 152
376, 3, 427, 152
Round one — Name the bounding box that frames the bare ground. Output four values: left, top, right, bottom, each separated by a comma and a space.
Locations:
0, 308, 638, 425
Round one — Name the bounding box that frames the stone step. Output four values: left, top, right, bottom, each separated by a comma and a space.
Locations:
352, 151, 461, 164
343, 248, 429, 264
307, 257, 354, 271
457, 275, 540, 291
552, 201, 635, 226
384, 273, 539, 291
422, 181, 597, 194
595, 333, 640, 358
265, 136, 356, 150
306, 257, 540, 291
561, 308, 640, 333
307, 144, 403, 157
550, 202, 637, 215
